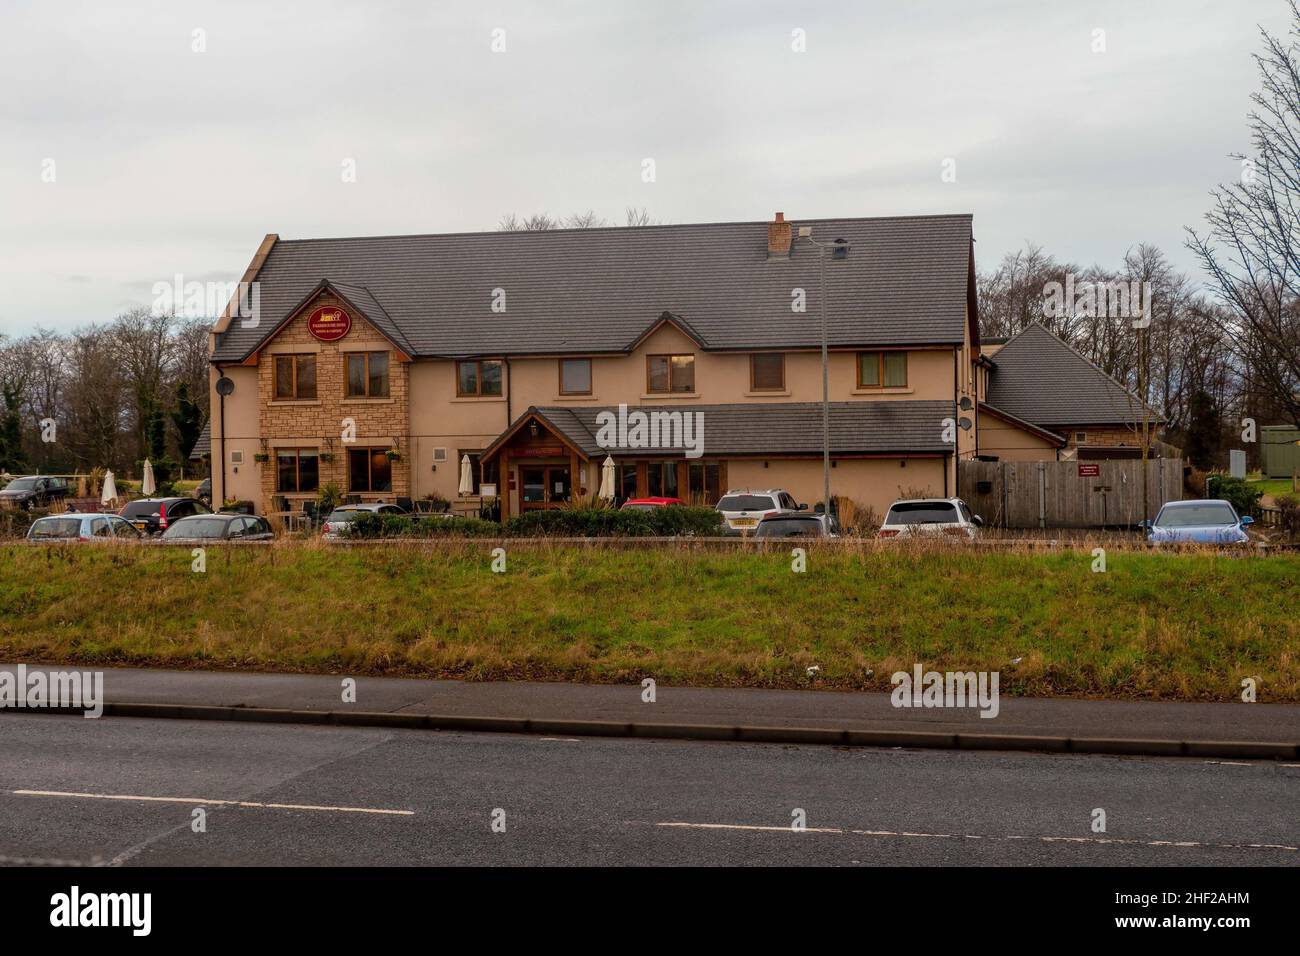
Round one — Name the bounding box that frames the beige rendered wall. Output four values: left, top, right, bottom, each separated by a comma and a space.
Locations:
977, 417, 1058, 462
208, 363, 260, 507
727, 457, 948, 520
501, 325, 957, 407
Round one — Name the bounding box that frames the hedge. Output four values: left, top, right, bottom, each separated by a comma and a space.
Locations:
340, 506, 723, 539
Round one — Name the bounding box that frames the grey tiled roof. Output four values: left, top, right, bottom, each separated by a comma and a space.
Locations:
986, 324, 1163, 427
212, 215, 974, 361
510, 401, 955, 458
188, 420, 211, 459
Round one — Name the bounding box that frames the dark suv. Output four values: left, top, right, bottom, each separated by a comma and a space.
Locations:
0, 475, 70, 510
119, 496, 212, 535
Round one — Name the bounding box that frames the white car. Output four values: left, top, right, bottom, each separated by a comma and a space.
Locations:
878, 497, 983, 539
321, 503, 407, 539
714, 489, 804, 535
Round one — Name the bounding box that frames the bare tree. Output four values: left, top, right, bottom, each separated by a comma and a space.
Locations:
1186, 0, 1300, 428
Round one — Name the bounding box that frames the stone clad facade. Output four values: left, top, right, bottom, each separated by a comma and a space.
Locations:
256, 291, 411, 512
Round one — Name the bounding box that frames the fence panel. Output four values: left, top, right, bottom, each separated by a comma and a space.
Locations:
958, 458, 1183, 529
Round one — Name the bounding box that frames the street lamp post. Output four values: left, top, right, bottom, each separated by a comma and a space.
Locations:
797, 228, 847, 517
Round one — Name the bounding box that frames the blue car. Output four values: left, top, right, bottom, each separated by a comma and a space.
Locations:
1142, 499, 1254, 545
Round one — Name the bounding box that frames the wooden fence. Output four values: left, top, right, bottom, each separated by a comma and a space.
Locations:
958, 458, 1184, 529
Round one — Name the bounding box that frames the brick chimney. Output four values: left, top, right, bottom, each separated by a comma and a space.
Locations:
767, 211, 792, 258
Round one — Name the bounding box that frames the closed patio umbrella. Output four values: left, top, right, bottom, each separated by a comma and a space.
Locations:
598, 455, 616, 501
458, 454, 474, 497
141, 459, 156, 497
99, 470, 118, 506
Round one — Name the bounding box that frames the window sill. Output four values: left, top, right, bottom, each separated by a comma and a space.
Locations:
269, 400, 322, 407
745, 389, 790, 398
851, 387, 914, 396
553, 394, 599, 402
341, 397, 395, 404
639, 392, 700, 401
450, 395, 507, 403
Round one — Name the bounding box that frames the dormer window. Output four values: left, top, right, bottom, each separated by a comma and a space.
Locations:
647, 354, 694, 393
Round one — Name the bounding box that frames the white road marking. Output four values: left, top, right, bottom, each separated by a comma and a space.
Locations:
1204, 760, 1253, 767
651, 821, 1298, 852
539, 737, 581, 743
13, 789, 414, 816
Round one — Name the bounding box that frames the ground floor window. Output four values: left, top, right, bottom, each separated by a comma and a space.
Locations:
276, 448, 319, 493
688, 461, 721, 506
619, 463, 637, 500
348, 447, 392, 492
646, 461, 679, 498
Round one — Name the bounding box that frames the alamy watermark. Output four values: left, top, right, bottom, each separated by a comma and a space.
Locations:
0, 664, 104, 718
152, 274, 260, 327
891, 664, 1000, 719
595, 403, 704, 459
1043, 275, 1153, 327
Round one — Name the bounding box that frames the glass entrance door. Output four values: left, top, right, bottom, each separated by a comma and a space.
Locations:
520, 465, 571, 509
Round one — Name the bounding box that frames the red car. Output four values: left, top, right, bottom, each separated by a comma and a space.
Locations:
620, 497, 685, 510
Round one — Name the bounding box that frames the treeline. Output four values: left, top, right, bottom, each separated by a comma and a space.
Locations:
0, 309, 210, 479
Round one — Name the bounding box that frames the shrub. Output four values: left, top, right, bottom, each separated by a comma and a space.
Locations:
1205, 474, 1264, 518
502, 505, 721, 537
342, 512, 500, 539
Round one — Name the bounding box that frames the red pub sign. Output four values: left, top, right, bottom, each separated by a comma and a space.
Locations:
307, 306, 351, 341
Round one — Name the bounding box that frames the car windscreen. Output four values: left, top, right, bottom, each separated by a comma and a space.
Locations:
29, 517, 82, 538
622, 503, 655, 511
162, 518, 231, 539
326, 509, 363, 522
885, 502, 958, 525
119, 501, 160, 517
4, 478, 38, 491
754, 518, 823, 537
1156, 504, 1238, 527
716, 495, 774, 512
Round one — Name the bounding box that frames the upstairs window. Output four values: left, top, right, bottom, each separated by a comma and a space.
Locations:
647, 354, 695, 394
346, 352, 390, 398
273, 354, 317, 400
559, 358, 592, 395
857, 351, 908, 389
457, 359, 504, 397
750, 353, 785, 391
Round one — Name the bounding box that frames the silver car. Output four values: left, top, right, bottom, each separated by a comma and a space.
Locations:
715, 489, 804, 536
26, 512, 143, 542
878, 498, 983, 539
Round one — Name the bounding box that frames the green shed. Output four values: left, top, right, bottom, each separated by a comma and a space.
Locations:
1261, 425, 1300, 478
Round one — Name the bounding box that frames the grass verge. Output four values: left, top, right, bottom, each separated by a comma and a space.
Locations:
1, 540, 1296, 701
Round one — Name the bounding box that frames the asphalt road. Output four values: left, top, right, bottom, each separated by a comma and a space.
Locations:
0, 714, 1297, 866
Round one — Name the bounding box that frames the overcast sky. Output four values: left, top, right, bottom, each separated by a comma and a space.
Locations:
0, 0, 1292, 336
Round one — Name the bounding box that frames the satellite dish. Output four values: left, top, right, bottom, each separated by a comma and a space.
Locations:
959, 396, 973, 411
959, 417, 973, 431
216, 377, 235, 397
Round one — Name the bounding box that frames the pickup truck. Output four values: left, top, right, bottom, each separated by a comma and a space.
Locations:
0, 475, 71, 510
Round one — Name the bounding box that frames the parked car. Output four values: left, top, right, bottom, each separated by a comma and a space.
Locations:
322, 502, 407, 539
715, 489, 804, 535
620, 496, 685, 510
26, 512, 143, 542
161, 513, 274, 542
754, 511, 840, 538
118, 496, 212, 536
1142, 499, 1254, 545
0, 475, 71, 510
195, 477, 212, 505
878, 498, 983, 539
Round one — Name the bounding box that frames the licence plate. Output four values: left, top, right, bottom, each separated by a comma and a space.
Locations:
732, 518, 757, 527
132, 521, 148, 529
